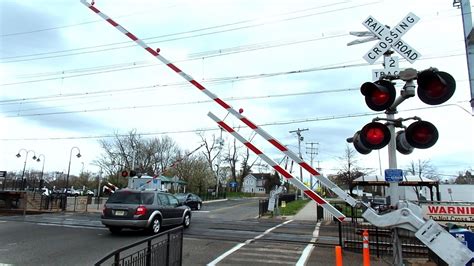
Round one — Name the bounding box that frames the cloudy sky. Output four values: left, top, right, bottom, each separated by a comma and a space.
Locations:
1, 0, 473, 181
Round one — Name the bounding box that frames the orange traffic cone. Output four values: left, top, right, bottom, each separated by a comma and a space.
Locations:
362, 229, 370, 266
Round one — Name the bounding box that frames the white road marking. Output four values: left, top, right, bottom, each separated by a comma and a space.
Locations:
207, 219, 293, 266
37, 223, 107, 230
296, 222, 321, 266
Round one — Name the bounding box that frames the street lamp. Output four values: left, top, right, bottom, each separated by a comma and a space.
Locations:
16, 149, 36, 190
65, 147, 81, 190
36, 154, 46, 186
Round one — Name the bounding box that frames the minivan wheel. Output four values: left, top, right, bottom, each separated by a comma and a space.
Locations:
149, 217, 161, 234
183, 213, 191, 228
109, 226, 122, 234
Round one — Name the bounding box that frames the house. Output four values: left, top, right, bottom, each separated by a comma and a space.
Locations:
242, 173, 271, 194
160, 175, 187, 193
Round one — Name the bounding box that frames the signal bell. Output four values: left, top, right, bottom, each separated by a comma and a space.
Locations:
360, 80, 396, 111
350, 122, 391, 154
417, 69, 456, 105
396, 121, 439, 154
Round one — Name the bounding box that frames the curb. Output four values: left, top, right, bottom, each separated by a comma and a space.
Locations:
203, 198, 228, 204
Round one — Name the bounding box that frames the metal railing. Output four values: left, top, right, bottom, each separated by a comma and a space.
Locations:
339, 221, 428, 258
258, 199, 269, 217
95, 227, 184, 266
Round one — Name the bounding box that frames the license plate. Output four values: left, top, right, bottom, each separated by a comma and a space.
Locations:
114, 210, 125, 216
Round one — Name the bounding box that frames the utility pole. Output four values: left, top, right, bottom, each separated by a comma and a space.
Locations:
306, 142, 319, 190
453, 0, 474, 113
289, 128, 308, 198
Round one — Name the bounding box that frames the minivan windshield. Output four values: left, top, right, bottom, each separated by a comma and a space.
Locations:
107, 191, 154, 204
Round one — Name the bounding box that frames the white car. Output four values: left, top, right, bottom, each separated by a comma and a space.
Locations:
66, 188, 80, 197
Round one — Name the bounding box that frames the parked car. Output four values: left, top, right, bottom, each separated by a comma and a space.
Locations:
78, 189, 94, 196
174, 193, 203, 210
65, 188, 80, 197
101, 189, 192, 234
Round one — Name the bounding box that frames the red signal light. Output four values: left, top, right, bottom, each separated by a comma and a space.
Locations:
361, 80, 396, 111
349, 122, 391, 154
396, 120, 439, 154
121, 170, 129, 177
405, 121, 439, 149
417, 69, 455, 105
359, 122, 391, 149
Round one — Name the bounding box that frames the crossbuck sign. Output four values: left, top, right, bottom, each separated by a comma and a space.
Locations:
362, 12, 421, 64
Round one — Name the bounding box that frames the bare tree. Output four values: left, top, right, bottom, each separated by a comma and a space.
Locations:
333, 145, 366, 190
198, 132, 224, 192
405, 159, 437, 179
405, 159, 438, 200
94, 131, 180, 187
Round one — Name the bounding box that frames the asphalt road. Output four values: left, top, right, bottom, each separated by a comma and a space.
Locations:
0, 198, 319, 266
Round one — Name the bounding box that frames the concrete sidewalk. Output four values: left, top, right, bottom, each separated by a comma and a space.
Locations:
292, 199, 318, 221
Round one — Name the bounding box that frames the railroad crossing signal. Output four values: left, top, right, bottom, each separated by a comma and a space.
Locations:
361, 13, 421, 64
349, 68, 456, 155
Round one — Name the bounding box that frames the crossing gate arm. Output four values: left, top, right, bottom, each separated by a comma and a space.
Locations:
208, 112, 346, 221
79, 0, 358, 208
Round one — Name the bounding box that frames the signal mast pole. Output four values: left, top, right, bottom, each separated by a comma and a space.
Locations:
383, 52, 403, 266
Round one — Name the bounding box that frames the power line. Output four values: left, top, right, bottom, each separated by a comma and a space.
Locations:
9, 33, 346, 81
0, 103, 467, 141
0, 2, 380, 63
1, 47, 464, 87
1, 87, 360, 116
0, 4, 181, 37
1, 60, 369, 105
1, 1, 459, 65
1, 33, 348, 85
1, 53, 468, 117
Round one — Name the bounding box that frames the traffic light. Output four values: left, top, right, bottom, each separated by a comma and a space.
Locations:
121, 170, 129, 177
417, 68, 456, 105
349, 122, 391, 154
396, 121, 439, 154
360, 79, 396, 111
